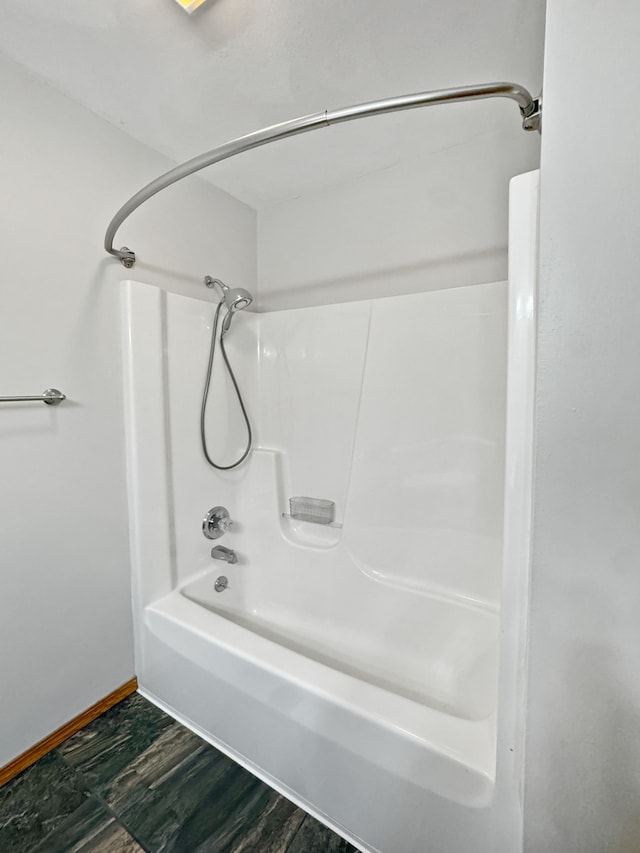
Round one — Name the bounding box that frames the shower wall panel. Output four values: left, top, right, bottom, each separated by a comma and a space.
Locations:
344, 284, 506, 605
253, 282, 506, 603
257, 301, 371, 527
126, 278, 506, 612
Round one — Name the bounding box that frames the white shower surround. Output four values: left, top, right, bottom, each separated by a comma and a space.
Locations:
121, 171, 538, 853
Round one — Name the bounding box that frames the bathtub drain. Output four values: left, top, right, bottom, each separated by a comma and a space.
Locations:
214, 576, 228, 593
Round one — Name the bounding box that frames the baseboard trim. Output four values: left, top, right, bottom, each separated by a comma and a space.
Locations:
0, 677, 138, 787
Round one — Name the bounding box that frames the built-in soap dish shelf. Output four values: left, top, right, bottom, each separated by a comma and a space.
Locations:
280, 497, 343, 549
281, 513, 343, 530
287, 496, 338, 526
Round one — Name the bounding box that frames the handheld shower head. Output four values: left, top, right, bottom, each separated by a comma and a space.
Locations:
204, 277, 253, 333
201, 278, 253, 471
224, 287, 253, 313
222, 287, 253, 333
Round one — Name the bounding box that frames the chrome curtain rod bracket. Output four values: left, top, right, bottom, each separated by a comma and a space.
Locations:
117, 246, 136, 269
521, 94, 542, 132
105, 81, 542, 268
0, 388, 66, 406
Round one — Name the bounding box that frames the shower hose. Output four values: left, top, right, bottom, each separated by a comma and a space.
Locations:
200, 299, 252, 470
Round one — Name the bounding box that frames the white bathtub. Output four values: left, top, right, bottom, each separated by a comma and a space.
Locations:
145, 443, 499, 809
147, 560, 496, 797
181, 564, 497, 722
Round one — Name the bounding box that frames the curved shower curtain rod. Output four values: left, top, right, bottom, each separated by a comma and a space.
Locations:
105, 81, 541, 268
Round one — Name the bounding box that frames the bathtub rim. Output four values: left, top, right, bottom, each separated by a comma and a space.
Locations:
145, 588, 497, 807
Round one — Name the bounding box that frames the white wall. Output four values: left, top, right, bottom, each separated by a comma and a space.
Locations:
0, 0, 547, 211
0, 55, 256, 767
258, 123, 540, 311
524, 2, 640, 851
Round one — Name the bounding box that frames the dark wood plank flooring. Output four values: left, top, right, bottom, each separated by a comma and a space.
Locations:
0, 693, 358, 852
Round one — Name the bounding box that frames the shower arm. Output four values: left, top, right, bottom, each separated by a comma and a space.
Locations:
105, 81, 541, 268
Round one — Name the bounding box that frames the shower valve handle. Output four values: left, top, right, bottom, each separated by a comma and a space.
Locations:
203, 506, 233, 540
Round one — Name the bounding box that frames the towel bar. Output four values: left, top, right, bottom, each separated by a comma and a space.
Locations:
0, 388, 66, 406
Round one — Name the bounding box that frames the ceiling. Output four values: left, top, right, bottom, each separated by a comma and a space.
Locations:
0, 0, 546, 208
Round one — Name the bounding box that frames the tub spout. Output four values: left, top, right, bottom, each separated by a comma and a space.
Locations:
211, 545, 238, 564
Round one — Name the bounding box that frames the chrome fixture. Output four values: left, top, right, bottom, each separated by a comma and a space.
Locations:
214, 575, 229, 592
204, 276, 254, 333
202, 506, 233, 540
201, 277, 253, 470
289, 496, 336, 525
104, 82, 542, 267
0, 388, 66, 406
211, 546, 238, 565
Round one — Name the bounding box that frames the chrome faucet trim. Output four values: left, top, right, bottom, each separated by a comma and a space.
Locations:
210, 545, 238, 564
203, 506, 232, 540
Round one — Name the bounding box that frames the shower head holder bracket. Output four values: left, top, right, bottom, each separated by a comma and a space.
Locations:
204, 275, 225, 291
